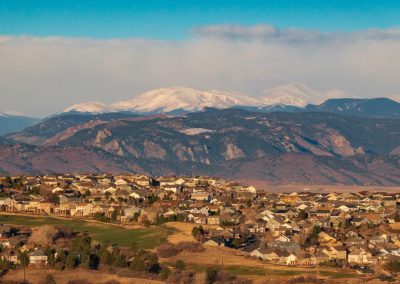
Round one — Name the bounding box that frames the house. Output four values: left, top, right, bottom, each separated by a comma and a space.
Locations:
322, 246, 347, 260
163, 185, 183, 194
59, 191, 81, 204
348, 247, 374, 264
135, 176, 151, 187
191, 192, 211, 202
207, 216, 221, 225
29, 249, 48, 266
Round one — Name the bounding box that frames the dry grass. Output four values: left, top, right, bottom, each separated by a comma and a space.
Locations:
2, 268, 164, 284
164, 222, 198, 244
160, 245, 360, 281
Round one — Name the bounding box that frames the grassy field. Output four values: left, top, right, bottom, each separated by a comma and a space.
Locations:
0, 214, 173, 248
162, 261, 358, 279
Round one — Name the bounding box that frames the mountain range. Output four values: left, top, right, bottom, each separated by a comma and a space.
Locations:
1, 107, 399, 186
60, 84, 400, 119
1, 83, 399, 186
61, 83, 353, 114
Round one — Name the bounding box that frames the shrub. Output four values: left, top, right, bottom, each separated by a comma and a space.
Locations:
175, 259, 185, 270
385, 260, 400, 272
206, 267, 219, 284
160, 267, 171, 280
175, 242, 205, 252
156, 244, 179, 258
130, 250, 160, 273
43, 274, 56, 284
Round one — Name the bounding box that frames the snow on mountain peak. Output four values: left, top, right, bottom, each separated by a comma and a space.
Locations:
111, 86, 264, 113
63, 102, 111, 114
61, 84, 355, 114
259, 83, 352, 107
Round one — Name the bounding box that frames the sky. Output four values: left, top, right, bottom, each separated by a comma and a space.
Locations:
1, 0, 400, 116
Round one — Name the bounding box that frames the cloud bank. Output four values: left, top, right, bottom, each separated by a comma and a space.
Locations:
0, 24, 400, 116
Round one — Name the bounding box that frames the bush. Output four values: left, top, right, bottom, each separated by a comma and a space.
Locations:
175, 259, 185, 270
43, 274, 56, 284
156, 244, 179, 258
160, 267, 171, 280
130, 250, 160, 273
167, 270, 195, 284
206, 267, 219, 284
385, 260, 400, 272
175, 242, 205, 253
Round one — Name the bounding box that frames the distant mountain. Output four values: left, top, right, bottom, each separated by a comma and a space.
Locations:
3, 108, 400, 185
63, 86, 265, 114
61, 84, 354, 115
0, 112, 40, 135
306, 98, 400, 118
259, 83, 351, 107
111, 86, 264, 113
62, 102, 113, 114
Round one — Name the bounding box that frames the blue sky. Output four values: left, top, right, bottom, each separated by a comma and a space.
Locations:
1, 1, 400, 116
1, 0, 400, 39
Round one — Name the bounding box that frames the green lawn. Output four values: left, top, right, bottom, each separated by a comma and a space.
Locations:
0, 214, 173, 248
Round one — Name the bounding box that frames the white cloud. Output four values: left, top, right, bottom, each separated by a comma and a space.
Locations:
0, 24, 400, 116
194, 24, 400, 43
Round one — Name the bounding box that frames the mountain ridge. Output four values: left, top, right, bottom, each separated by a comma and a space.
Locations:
59, 85, 400, 119
2, 108, 399, 185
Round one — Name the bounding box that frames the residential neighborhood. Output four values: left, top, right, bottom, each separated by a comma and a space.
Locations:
0, 174, 400, 282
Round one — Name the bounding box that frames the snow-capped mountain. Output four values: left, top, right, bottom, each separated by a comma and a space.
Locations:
61, 84, 355, 115
111, 86, 264, 113
259, 83, 351, 107
62, 102, 113, 114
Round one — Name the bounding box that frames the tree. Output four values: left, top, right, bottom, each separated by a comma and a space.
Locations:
18, 251, 30, 267
111, 209, 118, 222
44, 247, 56, 267
56, 249, 67, 265
130, 250, 160, 273
232, 238, 241, 249
111, 249, 126, 267
98, 247, 111, 265
305, 225, 321, 245
66, 253, 78, 269
132, 212, 140, 222
298, 210, 308, 220
18, 251, 30, 283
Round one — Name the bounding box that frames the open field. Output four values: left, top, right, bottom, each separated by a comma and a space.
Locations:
160, 246, 361, 281
2, 268, 164, 284
164, 222, 198, 243
0, 213, 174, 248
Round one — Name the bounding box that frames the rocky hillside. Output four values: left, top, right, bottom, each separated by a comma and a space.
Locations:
2, 108, 400, 185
